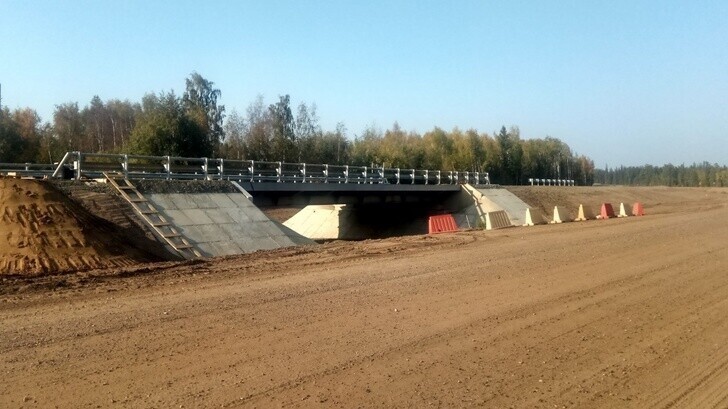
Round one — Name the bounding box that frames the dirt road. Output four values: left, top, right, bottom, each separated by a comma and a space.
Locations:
1, 187, 727, 408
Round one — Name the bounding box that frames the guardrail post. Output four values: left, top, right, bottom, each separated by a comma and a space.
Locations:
362, 166, 367, 184
165, 156, 171, 180
75, 151, 82, 180
396, 168, 400, 184
410, 169, 415, 184
202, 158, 209, 180
123, 154, 129, 177
218, 159, 224, 180
324, 164, 329, 183
300, 163, 306, 183
344, 165, 349, 183
276, 162, 282, 183
424, 170, 429, 185
249, 161, 255, 182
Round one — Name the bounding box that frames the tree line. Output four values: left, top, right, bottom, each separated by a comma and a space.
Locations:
594, 163, 728, 187
0, 72, 611, 185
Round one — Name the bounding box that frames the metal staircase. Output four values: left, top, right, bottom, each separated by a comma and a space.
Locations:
103, 172, 202, 259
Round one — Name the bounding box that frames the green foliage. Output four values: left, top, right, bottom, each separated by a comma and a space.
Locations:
183, 72, 225, 156
129, 92, 209, 157
53, 102, 85, 152
268, 95, 296, 161
220, 109, 246, 160
595, 163, 728, 187
0, 107, 51, 163
0, 107, 24, 162
495, 126, 523, 184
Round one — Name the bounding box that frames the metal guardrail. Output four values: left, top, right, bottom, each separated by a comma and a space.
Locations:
0, 162, 58, 178
2, 151, 491, 186
528, 178, 575, 186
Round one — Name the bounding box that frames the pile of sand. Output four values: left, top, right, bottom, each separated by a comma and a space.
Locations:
0, 177, 162, 276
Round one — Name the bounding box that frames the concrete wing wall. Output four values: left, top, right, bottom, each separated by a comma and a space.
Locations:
283, 205, 344, 240
147, 193, 313, 257
459, 184, 532, 227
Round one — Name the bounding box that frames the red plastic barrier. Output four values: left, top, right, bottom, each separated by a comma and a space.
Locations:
600, 203, 616, 219
428, 214, 458, 234
632, 202, 644, 216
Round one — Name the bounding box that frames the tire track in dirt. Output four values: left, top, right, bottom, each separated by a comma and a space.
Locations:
643, 304, 728, 409
231, 215, 728, 407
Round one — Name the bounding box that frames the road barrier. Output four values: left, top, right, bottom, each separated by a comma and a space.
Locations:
428, 214, 458, 234
597, 203, 616, 219
575, 204, 595, 221
632, 202, 645, 216
9, 152, 490, 186
528, 178, 576, 186
482, 210, 511, 230
550, 206, 573, 224
523, 208, 547, 226
618, 203, 630, 218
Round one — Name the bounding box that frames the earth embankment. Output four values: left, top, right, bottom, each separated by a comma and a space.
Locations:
0, 177, 164, 276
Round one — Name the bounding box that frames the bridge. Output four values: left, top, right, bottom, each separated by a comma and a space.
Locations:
40, 151, 489, 185
1, 152, 536, 258
0, 152, 486, 206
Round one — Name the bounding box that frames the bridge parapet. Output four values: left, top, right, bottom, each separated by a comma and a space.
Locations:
31, 152, 492, 186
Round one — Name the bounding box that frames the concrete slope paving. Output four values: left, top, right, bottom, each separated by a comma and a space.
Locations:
460, 184, 531, 226
147, 192, 313, 257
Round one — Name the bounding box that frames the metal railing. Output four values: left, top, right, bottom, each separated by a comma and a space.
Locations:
0, 162, 58, 177
528, 178, 575, 186
7, 151, 492, 185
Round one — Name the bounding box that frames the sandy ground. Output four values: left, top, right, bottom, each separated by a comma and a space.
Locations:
0, 178, 163, 276
1, 186, 727, 408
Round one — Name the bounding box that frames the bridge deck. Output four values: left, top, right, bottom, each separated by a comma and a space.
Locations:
239, 182, 463, 193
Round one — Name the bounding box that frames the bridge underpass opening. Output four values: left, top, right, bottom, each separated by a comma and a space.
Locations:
280, 194, 469, 241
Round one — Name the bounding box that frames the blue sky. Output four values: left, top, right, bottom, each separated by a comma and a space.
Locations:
1, 0, 726, 167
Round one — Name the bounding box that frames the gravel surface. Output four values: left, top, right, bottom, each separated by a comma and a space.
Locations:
50, 180, 117, 195
132, 179, 239, 194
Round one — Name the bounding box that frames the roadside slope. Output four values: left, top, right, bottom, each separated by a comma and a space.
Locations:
507, 185, 728, 216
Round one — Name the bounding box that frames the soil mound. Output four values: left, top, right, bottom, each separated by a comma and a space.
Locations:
0, 177, 162, 276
